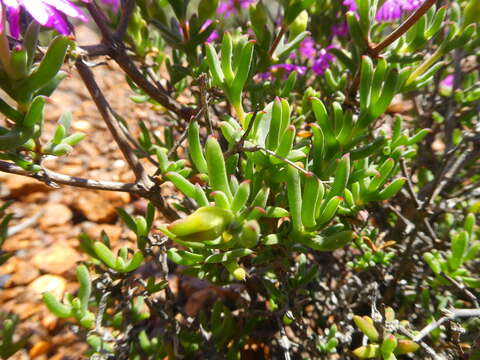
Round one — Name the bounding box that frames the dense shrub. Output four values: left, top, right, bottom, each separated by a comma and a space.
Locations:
0, 0, 479, 358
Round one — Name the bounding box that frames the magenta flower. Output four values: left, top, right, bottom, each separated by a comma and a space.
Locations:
343, 0, 357, 12
299, 37, 316, 60
399, 0, 423, 11
440, 74, 454, 88
312, 46, 335, 76
376, 0, 423, 22
206, 30, 220, 43
218, 0, 254, 18
256, 63, 307, 81
200, 20, 219, 43
331, 21, 349, 38
1, 0, 90, 38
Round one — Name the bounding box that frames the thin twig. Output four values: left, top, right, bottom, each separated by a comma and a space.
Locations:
422, 217, 440, 244
199, 74, 213, 134
115, 0, 135, 40
397, 325, 445, 360
268, 25, 287, 58
7, 210, 43, 237
109, 108, 160, 167
385, 204, 415, 235
168, 108, 205, 157
413, 308, 480, 343
384, 229, 418, 304
224, 110, 259, 158
422, 149, 468, 209
85, 3, 194, 121
400, 158, 423, 209
240, 110, 259, 144
76, 59, 150, 186
168, 130, 189, 158
0, 160, 146, 195
369, 0, 438, 56
242, 146, 311, 176
441, 273, 479, 308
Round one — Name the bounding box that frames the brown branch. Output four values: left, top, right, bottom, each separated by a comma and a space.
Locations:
441, 273, 479, 308
109, 107, 160, 167
400, 158, 423, 209
0, 160, 146, 195
115, 0, 136, 40
242, 146, 311, 176
79, 44, 110, 57
224, 110, 259, 158
422, 149, 468, 210
199, 74, 213, 134
369, 0, 438, 56
268, 25, 288, 58
168, 107, 206, 157
76, 59, 150, 186
85, 3, 194, 121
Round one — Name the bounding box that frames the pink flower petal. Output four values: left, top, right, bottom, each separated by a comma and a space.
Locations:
7, 6, 21, 38
44, 6, 71, 35
39, 0, 88, 22
0, 4, 3, 34
18, 0, 52, 25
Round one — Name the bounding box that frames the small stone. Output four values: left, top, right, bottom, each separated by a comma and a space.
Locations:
71, 190, 129, 223
0, 174, 50, 198
83, 223, 122, 244
41, 312, 59, 331
9, 260, 40, 286
39, 204, 73, 229
32, 244, 81, 275
28, 275, 67, 300
72, 120, 91, 131
29, 341, 51, 358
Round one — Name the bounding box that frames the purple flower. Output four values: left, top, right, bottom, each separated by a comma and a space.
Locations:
206, 31, 220, 43
376, 0, 423, 22
1, 0, 90, 38
400, 0, 423, 11
299, 37, 316, 60
312, 46, 335, 76
331, 21, 349, 38
376, 0, 403, 21
440, 74, 454, 88
343, 0, 357, 12
200, 20, 220, 43
271, 64, 307, 76
256, 63, 307, 81
218, 0, 254, 18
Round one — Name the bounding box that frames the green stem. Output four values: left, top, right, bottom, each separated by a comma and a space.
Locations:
233, 102, 245, 127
